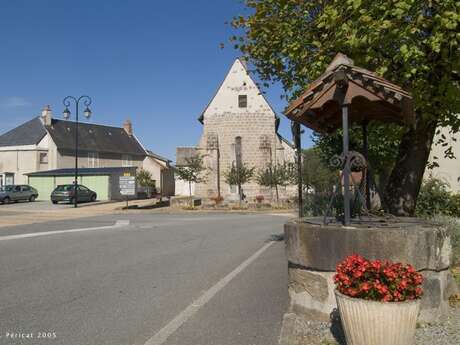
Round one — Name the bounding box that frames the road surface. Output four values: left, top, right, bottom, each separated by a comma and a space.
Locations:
0, 213, 289, 345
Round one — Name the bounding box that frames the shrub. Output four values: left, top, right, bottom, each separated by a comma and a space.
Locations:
416, 177, 460, 218
334, 255, 424, 302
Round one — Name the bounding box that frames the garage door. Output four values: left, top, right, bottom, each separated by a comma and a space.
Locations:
54, 175, 109, 201
55, 176, 78, 186
29, 175, 110, 201
80, 176, 109, 201
28, 176, 55, 201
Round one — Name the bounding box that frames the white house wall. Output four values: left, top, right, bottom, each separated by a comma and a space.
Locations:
426, 127, 460, 192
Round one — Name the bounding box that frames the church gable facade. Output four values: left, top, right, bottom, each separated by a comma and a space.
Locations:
194, 58, 296, 201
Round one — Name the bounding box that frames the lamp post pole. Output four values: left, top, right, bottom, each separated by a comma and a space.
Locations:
62, 95, 92, 208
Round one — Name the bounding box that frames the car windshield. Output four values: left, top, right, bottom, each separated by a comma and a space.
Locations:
55, 185, 74, 192
0, 186, 13, 192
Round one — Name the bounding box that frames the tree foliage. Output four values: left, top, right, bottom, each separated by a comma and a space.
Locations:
313, 123, 403, 191
302, 148, 337, 193
230, 0, 460, 215
223, 163, 255, 202
136, 168, 156, 197
415, 177, 460, 218
256, 161, 296, 202
223, 163, 255, 186
137, 168, 156, 189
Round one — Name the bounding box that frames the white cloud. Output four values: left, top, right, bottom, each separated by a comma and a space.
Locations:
0, 96, 31, 108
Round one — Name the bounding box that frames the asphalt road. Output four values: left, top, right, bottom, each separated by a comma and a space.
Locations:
0, 213, 289, 345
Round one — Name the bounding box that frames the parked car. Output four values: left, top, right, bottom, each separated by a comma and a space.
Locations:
0, 185, 39, 204
51, 184, 97, 204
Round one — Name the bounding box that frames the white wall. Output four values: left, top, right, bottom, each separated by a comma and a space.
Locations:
426, 127, 460, 192
175, 179, 195, 197
0, 146, 47, 185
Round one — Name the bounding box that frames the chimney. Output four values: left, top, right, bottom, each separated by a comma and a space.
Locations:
123, 119, 133, 136
40, 105, 53, 126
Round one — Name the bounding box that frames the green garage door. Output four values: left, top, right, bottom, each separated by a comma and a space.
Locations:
55, 176, 78, 186
81, 176, 109, 201
54, 175, 109, 201
28, 176, 55, 201
29, 175, 110, 201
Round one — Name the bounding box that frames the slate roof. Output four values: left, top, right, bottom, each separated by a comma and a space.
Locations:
146, 150, 171, 163
45, 119, 146, 156
0, 117, 47, 147
26, 167, 137, 176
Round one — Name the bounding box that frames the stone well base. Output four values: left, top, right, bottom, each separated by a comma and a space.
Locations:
284, 217, 458, 324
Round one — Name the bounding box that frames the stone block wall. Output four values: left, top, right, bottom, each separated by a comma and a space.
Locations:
284, 218, 458, 323
194, 112, 296, 201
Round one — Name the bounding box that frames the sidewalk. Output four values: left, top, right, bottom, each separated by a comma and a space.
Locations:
0, 199, 153, 228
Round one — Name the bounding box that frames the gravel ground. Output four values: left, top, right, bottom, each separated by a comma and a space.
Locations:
415, 307, 460, 345
279, 307, 460, 345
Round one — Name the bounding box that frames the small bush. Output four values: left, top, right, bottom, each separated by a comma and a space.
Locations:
416, 178, 460, 218
303, 192, 330, 216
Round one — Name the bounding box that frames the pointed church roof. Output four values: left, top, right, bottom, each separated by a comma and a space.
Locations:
198, 58, 277, 123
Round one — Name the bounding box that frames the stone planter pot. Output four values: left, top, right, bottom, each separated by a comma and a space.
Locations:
335, 290, 420, 345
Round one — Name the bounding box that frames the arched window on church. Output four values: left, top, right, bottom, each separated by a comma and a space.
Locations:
235, 136, 242, 165
230, 136, 243, 194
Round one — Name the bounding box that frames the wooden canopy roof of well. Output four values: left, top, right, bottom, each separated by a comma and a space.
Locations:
285, 53, 415, 133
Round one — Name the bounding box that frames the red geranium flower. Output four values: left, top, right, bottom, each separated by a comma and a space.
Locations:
334, 255, 424, 302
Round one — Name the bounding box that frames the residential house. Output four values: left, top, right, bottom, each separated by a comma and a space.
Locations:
142, 150, 175, 197
0, 106, 146, 187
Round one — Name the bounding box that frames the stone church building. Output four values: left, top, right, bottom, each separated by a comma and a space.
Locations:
177, 58, 296, 202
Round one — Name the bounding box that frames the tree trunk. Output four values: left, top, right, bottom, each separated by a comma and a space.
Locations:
383, 118, 437, 216
189, 181, 193, 208
275, 184, 279, 204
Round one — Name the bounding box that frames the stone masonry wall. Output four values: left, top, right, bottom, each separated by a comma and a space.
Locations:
195, 112, 295, 201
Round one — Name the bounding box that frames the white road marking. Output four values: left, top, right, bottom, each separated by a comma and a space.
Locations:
143, 240, 275, 345
0, 220, 130, 241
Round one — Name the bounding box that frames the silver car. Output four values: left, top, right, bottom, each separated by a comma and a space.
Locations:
0, 185, 39, 204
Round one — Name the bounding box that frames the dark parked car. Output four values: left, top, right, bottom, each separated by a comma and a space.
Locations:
51, 184, 97, 204
0, 185, 39, 204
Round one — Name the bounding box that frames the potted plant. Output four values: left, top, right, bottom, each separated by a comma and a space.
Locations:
334, 254, 423, 345
255, 194, 264, 204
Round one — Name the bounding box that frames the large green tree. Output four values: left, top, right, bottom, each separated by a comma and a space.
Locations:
230, 0, 460, 216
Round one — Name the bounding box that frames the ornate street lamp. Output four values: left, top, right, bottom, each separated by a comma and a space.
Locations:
62, 95, 92, 208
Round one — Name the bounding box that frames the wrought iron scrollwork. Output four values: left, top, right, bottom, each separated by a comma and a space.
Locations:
329, 151, 367, 171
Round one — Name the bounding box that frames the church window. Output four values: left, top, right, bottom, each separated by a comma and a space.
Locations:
238, 95, 247, 108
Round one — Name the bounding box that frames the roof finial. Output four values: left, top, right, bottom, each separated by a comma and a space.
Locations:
326, 53, 354, 72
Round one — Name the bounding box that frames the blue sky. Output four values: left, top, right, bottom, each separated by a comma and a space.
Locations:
0, 0, 313, 160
